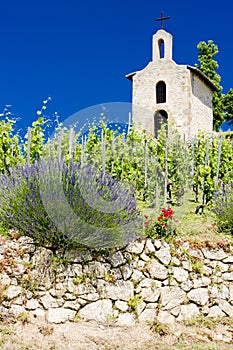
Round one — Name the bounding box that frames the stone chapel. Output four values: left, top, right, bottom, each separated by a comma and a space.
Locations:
126, 27, 218, 139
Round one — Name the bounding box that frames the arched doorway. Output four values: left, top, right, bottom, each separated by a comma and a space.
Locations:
154, 110, 168, 138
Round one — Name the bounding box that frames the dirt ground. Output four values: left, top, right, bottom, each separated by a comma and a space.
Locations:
0, 318, 233, 350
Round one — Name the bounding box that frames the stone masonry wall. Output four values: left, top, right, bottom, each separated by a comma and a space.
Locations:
1, 234, 233, 325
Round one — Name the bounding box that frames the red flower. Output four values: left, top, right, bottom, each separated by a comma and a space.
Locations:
161, 207, 174, 219
145, 221, 150, 228
157, 215, 163, 221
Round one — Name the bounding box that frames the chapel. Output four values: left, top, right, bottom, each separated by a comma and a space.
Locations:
126, 14, 218, 139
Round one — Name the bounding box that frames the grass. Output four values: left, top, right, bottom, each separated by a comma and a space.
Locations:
184, 314, 233, 329
140, 190, 233, 246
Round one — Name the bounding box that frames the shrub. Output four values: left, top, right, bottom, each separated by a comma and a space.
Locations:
0, 159, 141, 250
144, 207, 176, 238
0, 162, 62, 249
213, 184, 233, 234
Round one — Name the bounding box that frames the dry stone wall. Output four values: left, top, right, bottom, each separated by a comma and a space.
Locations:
1, 234, 233, 325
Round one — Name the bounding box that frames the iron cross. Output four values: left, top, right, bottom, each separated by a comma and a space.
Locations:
155, 11, 170, 29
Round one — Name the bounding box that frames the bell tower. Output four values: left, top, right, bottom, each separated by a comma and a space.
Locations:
153, 30, 173, 61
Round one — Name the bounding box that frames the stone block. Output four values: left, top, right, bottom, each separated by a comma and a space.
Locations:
6, 285, 22, 300
187, 288, 209, 306
207, 305, 225, 318
125, 241, 144, 254
97, 280, 134, 301
157, 310, 175, 324
202, 249, 227, 261
172, 267, 189, 282
47, 308, 76, 323
144, 239, 156, 254
40, 294, 58, 309
121, 264, 133, 280
155, 246, 171, 265
79, 300, 113, 322
115, 300, 128, 312
25, 299, 40, 310
138, 308, 156, 322
222, 272, 233, 281
218, 300, 233, 317
177, 304, 200, 321
160, 286, 186, 310
107, 251, 126, 267
146, 259, 168, 280
140, 287, 161, 303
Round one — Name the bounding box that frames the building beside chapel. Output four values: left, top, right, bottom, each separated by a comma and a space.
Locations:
126, 27, 218, 139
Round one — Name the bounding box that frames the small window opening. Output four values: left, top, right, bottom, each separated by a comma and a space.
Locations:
156, 81, 166, 103
158, 39, 165, 58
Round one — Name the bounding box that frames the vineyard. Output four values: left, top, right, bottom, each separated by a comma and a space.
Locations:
0, 102, 233, 249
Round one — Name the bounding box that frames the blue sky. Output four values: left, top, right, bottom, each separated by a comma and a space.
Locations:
1, 0, 233, 134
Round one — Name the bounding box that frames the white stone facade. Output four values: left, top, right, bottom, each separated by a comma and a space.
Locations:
126, 29, 217, 140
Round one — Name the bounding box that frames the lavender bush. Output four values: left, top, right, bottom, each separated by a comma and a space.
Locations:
0, 163, 64, 249
213, 184, 233, 234
0, 159, 141, 250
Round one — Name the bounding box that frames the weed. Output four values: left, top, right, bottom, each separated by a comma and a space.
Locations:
167, 272, 173, 283
73, 314, 80, 322
149, 319, 170, 336
131, 279, 139, 287
190, 257, 204, 274
16, 312, 30, 324
21, 276, 39, 296
128, 294, 143, 313
104, 273, 117, 283
73, 275, 87, 285
180, 247, 192, 260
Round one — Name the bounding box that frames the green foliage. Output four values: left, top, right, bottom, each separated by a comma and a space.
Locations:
212, 91, 225, 131
0, 116, 24, 174
167, 132, 192, 203
24, 99, 53, 163
191, 132, 233, 210
24, 117, 46, 163
223, 87, 233, 123
195, 40, 225, 130
195, 40, 221, 86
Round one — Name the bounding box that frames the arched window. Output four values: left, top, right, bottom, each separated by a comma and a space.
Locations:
154, 110, 168, 138
156, 81, 166, 103
158, 39, 165, 59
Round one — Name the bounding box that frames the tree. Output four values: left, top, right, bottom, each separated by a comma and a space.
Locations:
195, 40, 225, 131
224, 88, 233, 124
